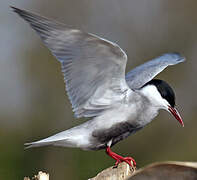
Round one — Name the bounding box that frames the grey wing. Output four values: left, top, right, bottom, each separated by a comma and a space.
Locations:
126, 53, 185, 89
12, 7, 130, 118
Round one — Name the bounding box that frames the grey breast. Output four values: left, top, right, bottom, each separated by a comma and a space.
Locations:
90, 122, 143, 150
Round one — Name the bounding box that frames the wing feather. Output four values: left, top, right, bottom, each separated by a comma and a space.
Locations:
12, 7, 130, 118
126, 53, 185, 89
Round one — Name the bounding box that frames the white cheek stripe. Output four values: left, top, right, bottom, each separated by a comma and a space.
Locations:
141, 85, 169, 108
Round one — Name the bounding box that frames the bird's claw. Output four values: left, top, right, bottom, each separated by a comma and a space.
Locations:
114, 156, 136, 168
113, 160, 121, 168
106, 146, 136, 169
123, 157, 136, 167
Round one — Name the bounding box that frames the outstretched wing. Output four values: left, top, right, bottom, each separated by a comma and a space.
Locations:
12, 7, 130, 118
126, 53, 185, 89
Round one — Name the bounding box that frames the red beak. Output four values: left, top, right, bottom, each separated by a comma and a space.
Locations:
168, 106, 184, 127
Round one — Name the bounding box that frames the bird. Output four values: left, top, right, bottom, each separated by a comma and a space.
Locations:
12, 6, 185, 167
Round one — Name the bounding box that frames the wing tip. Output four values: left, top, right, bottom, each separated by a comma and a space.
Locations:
10, 6, 23, 14
10, 6, 31, 20
162, 52, 186, 63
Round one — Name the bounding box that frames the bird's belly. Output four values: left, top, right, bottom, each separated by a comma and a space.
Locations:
86, 104, 144, 150
85, 102, 158, 150
90, 121, 143, 150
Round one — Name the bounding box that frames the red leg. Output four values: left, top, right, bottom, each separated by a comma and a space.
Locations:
106, 146, 136, 167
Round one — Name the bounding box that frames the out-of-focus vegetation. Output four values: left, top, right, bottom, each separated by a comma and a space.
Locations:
1, 0, 197, 179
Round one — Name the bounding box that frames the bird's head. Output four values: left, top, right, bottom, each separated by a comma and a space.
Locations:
139, 79, 184, 127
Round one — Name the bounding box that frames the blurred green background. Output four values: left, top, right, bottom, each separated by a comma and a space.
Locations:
1, 0, 197, 179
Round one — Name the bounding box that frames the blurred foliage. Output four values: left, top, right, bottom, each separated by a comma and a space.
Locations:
1, 0, 197, 179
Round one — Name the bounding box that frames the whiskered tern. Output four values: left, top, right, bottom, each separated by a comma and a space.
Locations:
12, 7, 185, 167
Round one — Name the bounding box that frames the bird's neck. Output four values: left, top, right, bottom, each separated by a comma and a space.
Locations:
127, 91, 159, 127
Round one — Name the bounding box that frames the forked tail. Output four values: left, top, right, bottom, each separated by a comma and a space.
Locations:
24, 141, 53, 149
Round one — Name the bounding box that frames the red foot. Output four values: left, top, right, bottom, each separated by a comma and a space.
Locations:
106, 146, 136, 167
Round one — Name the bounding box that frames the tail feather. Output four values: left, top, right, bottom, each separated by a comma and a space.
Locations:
24, 126, 86, 149
24, 141, 53, 149
24, 136, 73, 149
